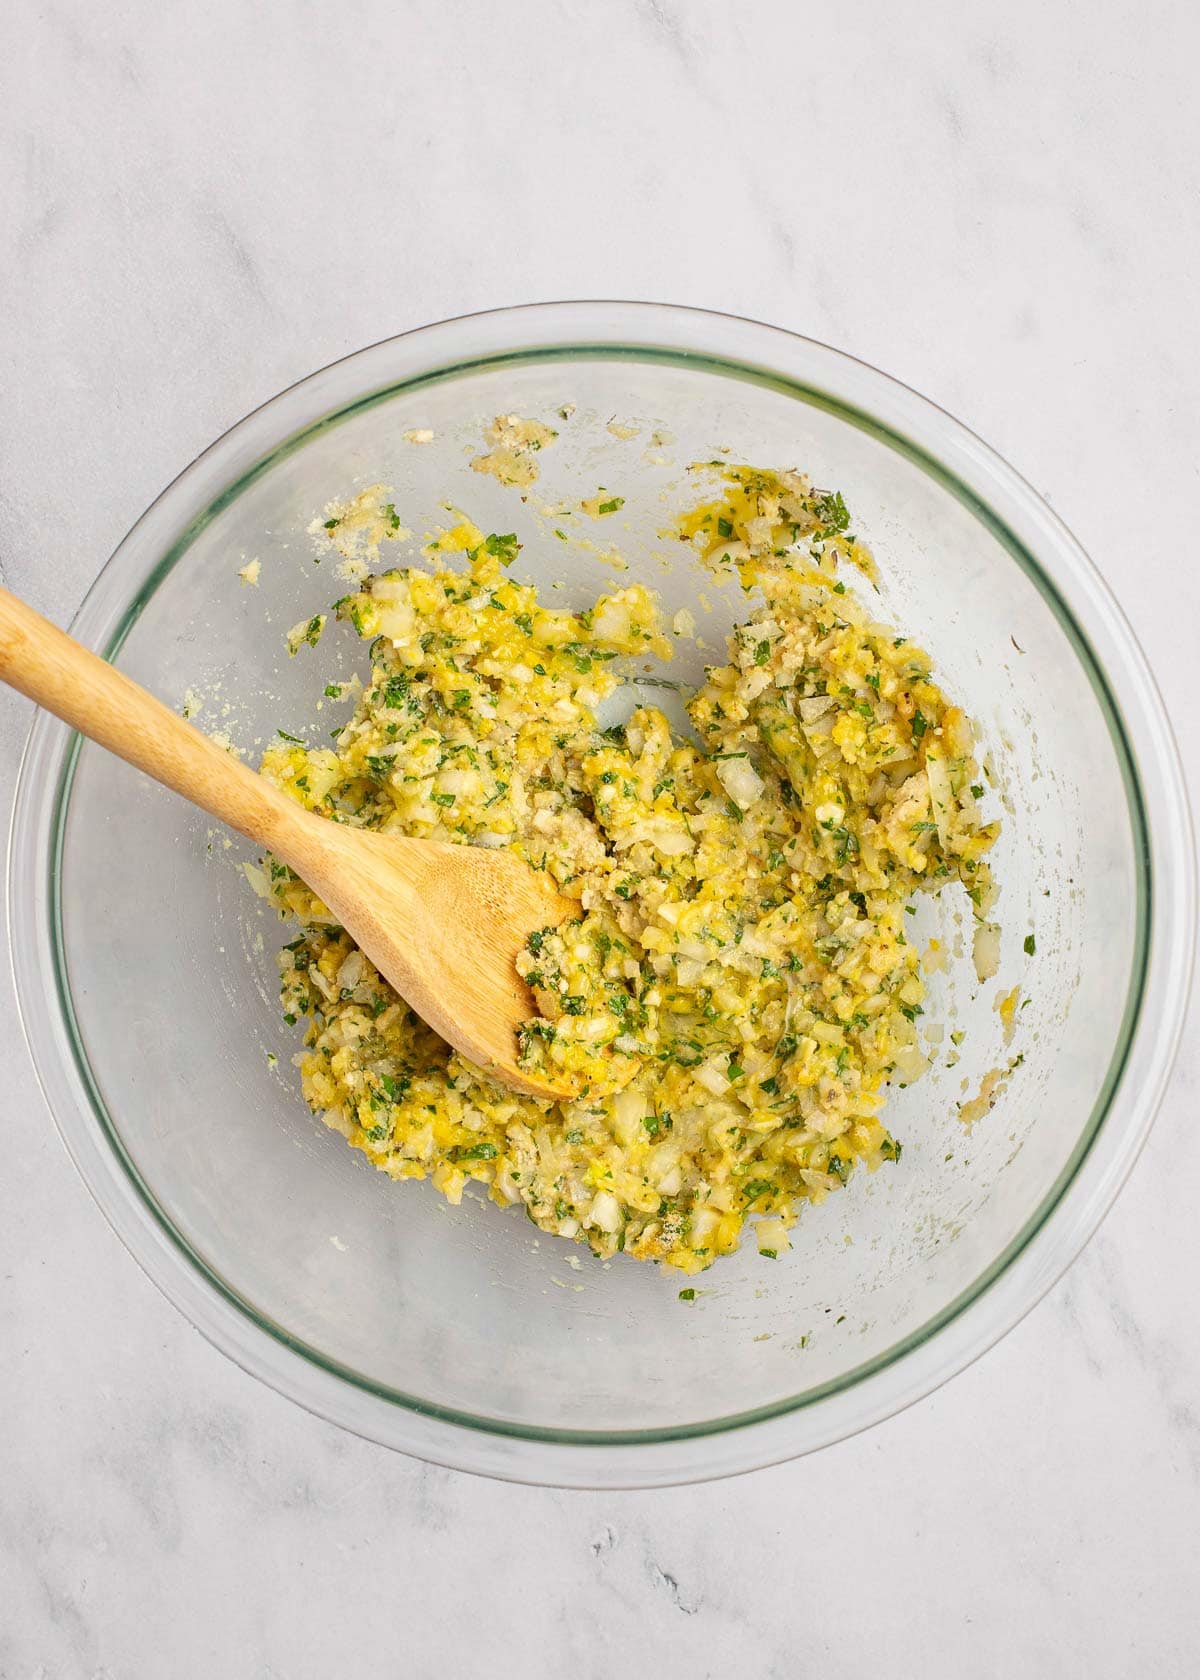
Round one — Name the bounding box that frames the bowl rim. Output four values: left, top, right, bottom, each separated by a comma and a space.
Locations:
9, 300, 1195, 1487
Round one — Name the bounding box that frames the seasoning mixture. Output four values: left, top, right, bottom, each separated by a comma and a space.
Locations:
258, 464, 998, 1274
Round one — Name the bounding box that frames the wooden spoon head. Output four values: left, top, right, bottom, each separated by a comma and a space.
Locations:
301, 825, 578, 1101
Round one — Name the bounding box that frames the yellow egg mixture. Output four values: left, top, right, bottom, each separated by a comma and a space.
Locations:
259, 464, 998, 1275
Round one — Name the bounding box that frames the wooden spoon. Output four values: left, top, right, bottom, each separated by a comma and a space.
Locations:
0, 586, 576, 1099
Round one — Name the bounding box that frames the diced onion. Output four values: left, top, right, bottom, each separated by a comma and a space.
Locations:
588, 1191, 622, 1234
756, 1218, 791, 1254
611, 1088, 645, 1145
973, 921, 1002, 981
694, 1060, 730, 1096
716, 756, 765, 808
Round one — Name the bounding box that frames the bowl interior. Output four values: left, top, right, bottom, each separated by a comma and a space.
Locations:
53, 350, 1141, 1436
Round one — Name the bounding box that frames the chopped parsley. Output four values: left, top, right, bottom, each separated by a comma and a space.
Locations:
454, 1141, 498, 1162
484, 532, 520, 565
814, 490, 850, 534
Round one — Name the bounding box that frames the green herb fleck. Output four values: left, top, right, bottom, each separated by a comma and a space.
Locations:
455, 1140, 498, 1162
484, 532, 520, 565
814, 490, 850, 533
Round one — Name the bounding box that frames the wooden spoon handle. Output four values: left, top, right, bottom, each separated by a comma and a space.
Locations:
0, 585, 295, 849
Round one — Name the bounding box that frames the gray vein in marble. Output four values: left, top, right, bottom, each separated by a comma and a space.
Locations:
647, 1558, 699, 1616
202, 205, 270, 302
634, 0, 700, 72
589, 1521, 618, 1557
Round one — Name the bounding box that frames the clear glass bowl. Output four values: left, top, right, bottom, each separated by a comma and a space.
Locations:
9, 303, 1194, 1487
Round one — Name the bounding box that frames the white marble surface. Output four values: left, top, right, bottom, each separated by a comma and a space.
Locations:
2, 0, 1198, 1673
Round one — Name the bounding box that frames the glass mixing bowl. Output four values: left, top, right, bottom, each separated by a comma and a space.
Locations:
9, 304, 1194, 1487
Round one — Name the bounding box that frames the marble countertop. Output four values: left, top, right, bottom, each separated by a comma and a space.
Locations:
3, 0, 1198, 1673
